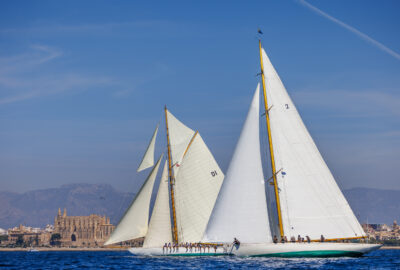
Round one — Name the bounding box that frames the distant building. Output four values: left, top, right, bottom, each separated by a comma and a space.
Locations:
362, 221, 400, 241
54, 208, 114, 247
6, 224, 51, 246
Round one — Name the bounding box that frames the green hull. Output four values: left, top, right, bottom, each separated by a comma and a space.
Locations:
251, 250, 363, 258
160, 250, 363, 258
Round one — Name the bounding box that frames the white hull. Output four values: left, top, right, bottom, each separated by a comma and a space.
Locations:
231, 243, 381, 257
128, 243, 381, 257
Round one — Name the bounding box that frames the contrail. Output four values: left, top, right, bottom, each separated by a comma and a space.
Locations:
298, 0, 400, 61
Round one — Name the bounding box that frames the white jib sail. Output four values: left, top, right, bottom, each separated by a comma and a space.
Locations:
204, 84, 272, 243
137, 124, 159, 172
105, 154, 163, 245
174, 133, 224, 243
143, 161, 173, 248
166, 110, 195, 176
261, 47, 365, 240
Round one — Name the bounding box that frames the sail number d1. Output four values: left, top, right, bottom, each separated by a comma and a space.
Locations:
211, 170, 218, 177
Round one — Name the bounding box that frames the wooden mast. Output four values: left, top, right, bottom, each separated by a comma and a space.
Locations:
164, 106, 179, 243
258, 40, 284, 239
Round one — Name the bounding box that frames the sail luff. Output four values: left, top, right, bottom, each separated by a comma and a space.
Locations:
259, 40, 284, 239
164, 106, 179, 243
137, 124, 159, 172
105, 154, 163, 245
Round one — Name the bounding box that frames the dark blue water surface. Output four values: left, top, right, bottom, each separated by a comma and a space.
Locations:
0, 249, 398, 269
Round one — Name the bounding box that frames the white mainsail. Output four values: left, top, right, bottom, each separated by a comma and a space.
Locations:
204, 84, 272, 243
174, 133, 224, 243
137, 124, 159, 172
143, 161, 173, 247
166, 110, 195, 176
261, 48, 365, 240
105, 154, 163, 245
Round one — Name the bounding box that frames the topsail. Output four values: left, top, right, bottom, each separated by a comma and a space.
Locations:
137, 124, 159, 172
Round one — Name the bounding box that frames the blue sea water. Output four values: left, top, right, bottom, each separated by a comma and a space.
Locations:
0, 249, 398, 269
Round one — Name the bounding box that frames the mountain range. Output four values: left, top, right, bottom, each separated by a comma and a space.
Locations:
0, 183, 398, 229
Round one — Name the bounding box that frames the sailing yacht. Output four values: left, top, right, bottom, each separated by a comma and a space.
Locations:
109, 41, 380, 257
104, 108, 224, 250
202, 41, 381, 257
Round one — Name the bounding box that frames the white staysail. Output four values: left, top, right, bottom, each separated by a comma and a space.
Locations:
204, 84, 272, 243
261, 48, 365, 240
105, 154, 163, 245
143, 161, 173, 247
137, 124, 159, 172
174, 133, 224, 243
166, 110, 195, 175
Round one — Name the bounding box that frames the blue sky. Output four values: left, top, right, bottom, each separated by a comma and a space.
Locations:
0, 0, 399, 193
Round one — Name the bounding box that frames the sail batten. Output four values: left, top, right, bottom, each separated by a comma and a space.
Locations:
204, 84, 272, 243
105, 154, 163, 245
261, 47, 365, 239
137, 124, 159, 172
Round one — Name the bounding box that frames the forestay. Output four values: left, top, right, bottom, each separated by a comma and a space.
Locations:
174, 133, 224, 243
137, 124, 159, 172
143, 161, 173, 247
204, 85, 272, 243
105, 154, 163, 245
261, 48, 365, 240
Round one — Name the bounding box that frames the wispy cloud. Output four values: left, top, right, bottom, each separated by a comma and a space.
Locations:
0, 45, 114, 105
0, 20, 179, 37
0, 45, 62, 75
298, 0, 400, 61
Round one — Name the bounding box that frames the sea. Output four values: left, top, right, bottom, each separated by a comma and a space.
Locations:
0, 249, 399, 269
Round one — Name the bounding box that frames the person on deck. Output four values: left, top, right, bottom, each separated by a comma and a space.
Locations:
233, 238, 241, 246
273, 235, 278, 244
306, 236, 311, 243
168, 242, 171, 253
290, 236, 296, 243
321, 235, 325, 242
297, 235, 302, 243
163, 243, 167, 254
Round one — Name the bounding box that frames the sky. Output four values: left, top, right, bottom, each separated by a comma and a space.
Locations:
0, 0, 399, 193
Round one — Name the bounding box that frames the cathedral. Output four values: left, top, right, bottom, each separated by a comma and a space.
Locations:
54, 208, 115, 247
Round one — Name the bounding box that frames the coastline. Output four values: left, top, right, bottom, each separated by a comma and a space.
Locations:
0, 247, 129, 252
0, 245, 399, 251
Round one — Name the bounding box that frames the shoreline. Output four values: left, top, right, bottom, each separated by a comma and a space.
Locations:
0, 247, 130, 252
0, 245, 399, 251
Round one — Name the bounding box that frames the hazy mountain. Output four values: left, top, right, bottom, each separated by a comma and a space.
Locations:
343, 187, 400, 225
0, 183, 134, 229
0, 184, 398, 229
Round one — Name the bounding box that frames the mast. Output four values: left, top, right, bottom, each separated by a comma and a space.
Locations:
258, 40, 284, 239
164, 106, 179, 243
